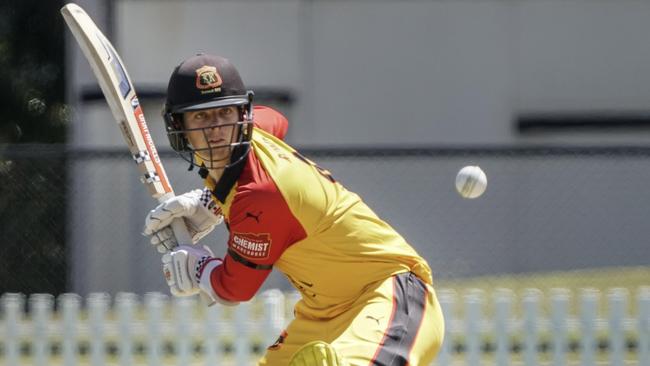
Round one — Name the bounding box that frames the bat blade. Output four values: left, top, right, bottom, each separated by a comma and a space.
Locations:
61, 3, 197, 250
61, 3, 173, 199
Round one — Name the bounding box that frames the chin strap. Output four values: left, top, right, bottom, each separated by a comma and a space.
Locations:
189, 153, 209, 178
188, 154, 209, 179
198, 166, 209, 179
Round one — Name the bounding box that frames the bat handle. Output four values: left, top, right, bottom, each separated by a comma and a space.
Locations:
170, 217, 193, 245
169, 217, 216, 306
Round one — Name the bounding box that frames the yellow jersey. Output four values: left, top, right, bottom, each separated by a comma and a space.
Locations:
204, 106, 432, 319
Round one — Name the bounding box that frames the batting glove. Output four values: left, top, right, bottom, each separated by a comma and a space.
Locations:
143, 188, 223, 253
161, 244, 222, 298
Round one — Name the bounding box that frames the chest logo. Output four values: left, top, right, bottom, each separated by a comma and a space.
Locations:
231, 232, 272, 260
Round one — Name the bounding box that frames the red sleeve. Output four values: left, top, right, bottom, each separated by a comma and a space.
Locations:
253, 105, 288, 140
209, 175, 306, 302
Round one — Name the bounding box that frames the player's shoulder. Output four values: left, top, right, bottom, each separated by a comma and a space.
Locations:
253, 105, 288, 140
232, 155, 283, 208
253, 105, 287, 124
253, 105, 284, 116
230, 177, 289, 226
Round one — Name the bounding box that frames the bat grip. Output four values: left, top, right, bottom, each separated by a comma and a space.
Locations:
169, 218, 216, 306
170, 218, 193, 245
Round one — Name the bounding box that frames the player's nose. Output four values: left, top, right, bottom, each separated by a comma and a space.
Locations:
206, 122, 229, 141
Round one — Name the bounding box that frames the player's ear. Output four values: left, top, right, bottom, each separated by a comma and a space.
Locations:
163, 111, 189, 152
173, 114, 184, 130
162, 103, 183, 129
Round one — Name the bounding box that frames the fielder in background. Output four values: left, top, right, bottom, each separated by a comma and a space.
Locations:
143, 53, 444, 366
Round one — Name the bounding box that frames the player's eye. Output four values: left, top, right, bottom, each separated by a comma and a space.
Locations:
196, 112, 218, 126
219, 107, 234, 118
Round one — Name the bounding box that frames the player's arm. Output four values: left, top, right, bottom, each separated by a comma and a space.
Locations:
205, 187, 306, 302
253, 106, 288, 140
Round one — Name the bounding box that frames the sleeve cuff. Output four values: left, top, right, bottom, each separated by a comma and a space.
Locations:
198, 260, 240, 307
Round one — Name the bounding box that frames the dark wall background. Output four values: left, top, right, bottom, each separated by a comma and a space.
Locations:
0, 0, 67, 295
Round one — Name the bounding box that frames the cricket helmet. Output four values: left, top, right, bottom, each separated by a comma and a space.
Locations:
163, 53, 254, 171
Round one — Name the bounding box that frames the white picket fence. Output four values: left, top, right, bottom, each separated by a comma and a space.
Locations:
0, 287, 648, 366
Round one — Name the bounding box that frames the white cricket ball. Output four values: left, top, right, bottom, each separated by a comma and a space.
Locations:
455, 165, 487, 199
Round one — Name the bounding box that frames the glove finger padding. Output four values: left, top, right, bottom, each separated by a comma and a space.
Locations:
161, 245, 215, 297
143, 190, 201, 236
162, 250, 198, 296
151, 227, 177, 253
161, 253, 176, 287
185, 189, 224, 242
144, 188, 223, 249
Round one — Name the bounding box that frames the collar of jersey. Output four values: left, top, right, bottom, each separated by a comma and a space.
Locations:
205, 156, 247, 203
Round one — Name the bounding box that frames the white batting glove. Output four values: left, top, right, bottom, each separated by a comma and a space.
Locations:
161, 244, 222, 298
143, 188, 223, 253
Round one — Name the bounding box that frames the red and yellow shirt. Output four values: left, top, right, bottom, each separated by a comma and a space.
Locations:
204, 106, 432, 319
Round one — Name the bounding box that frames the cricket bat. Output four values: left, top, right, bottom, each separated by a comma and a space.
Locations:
61, 3, 213, 304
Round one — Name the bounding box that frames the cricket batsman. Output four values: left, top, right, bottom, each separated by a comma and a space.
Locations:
143, 53, 444, 365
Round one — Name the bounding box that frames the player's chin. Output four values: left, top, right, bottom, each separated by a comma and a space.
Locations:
199, 151, 231, 169
197, 146, 228, 158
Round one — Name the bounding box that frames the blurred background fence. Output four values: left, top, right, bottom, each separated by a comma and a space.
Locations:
1, 287, 649, 366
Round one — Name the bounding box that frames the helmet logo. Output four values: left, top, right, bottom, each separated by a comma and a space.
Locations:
195, 65, 222, 94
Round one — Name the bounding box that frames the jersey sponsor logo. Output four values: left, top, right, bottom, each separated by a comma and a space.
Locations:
195, 65, 222, 94
231, 232, 272, 260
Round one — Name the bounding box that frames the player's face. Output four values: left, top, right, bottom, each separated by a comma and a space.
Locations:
183, 106, 239, 168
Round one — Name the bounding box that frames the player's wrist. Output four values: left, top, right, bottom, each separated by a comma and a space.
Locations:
199, 187, 222, 216
198, 258, 221, 281
197, 259, 238, 306
195, 257, 221, 283
198, 259, 222, 299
